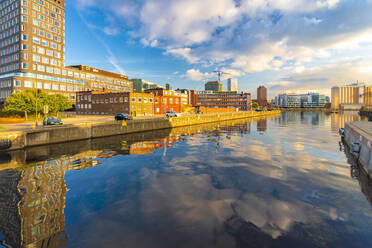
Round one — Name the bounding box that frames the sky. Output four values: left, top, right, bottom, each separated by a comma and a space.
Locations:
66, 0, 372, 98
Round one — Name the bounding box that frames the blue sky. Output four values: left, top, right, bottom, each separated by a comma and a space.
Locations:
66, 0, 372, 98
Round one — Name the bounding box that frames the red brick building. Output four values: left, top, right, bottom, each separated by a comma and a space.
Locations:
76, 91, 154, 116
195, 91, 251, 111
145, 88, 181, 114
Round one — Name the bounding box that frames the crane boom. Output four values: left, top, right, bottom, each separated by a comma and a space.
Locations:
212, 70, 231, 81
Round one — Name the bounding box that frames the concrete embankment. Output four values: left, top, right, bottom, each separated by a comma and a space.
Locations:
0, 111, 280, 151
344, 122, 372, 176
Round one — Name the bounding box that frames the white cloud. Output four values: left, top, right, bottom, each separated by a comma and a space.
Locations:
185, 69, 212, 81
76, 0, 372, 90
103, 27, 119, 36
164, 47, 200, 63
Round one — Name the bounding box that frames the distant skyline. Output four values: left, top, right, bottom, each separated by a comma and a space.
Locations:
67, 0, 372, 98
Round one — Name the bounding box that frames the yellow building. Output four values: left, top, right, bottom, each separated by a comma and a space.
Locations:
364, 86, 372, 107
0, 0, 132, 105
331, 86, 360, 110
129, 92, 154, 116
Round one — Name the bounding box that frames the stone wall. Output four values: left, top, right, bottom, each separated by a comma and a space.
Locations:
0, 111, 280, 151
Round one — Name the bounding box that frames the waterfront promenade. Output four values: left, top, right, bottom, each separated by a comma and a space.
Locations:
0, 111, 280, 151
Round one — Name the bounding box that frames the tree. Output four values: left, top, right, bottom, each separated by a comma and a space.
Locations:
252, 102, 259, 109
3, 89, 72, 119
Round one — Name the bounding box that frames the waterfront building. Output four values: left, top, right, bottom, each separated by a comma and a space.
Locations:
257, 86, 267, 106
331, 85, 360, 110
300, 93, 326, 108
76, 91, 154, 116
130, 78, 165, 93
227, 78, 238, 91
175, 88, 193, 105
364, 86, 372, 108
205, 81, 222, 91
276, 94, 301, 108
195, 91, 251, 111
0, 0, 132, 104
144, 88, 181, 114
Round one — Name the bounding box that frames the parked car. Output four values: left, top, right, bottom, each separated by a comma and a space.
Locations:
165, 111, 181, 117
43, 117, 63, 126
115, 113, 133, 121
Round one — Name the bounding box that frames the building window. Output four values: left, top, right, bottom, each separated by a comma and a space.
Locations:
14, 81, 21, 87
52, 84, 59, 90
131, 98, 136, 102
25, 81, 32, 88
110, 98, 113, 103
138, 97, 142, 103
44, 83, 50, 89
119, 97, 123, 103
149, 98, 153, 103
37, 82, 42, 89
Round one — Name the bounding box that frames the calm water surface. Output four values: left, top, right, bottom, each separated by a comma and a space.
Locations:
1, 111, 372, 248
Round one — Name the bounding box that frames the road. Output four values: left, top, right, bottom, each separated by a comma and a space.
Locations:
0, 115, 163, 131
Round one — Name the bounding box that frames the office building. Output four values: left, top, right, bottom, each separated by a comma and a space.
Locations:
227, 78, 238, 91
76, 91, 154, 116
205, 81, 222, 91
0, 0, 132, 104
196, 91, 251, 111
301, 93, 326, 108
130, 78, 165, 93
331, 85, 360, 110
276, 94, 301, 108
257, 86, 267, 106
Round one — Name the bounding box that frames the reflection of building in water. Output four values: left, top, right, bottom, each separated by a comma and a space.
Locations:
0, 170, 21, 248
18, 161, 68, 248
0, 150, 108, 248
129, 137, 182, 155
257, 119, 267, 132
220, 122, 251, 134
330, 112, 360, 131
278, 111, 301, 125
300, 112, 325, 126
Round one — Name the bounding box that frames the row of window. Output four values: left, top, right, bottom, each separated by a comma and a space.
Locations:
0, 9, 19, 30
18, 80, 82, 92
0, 33, 19, 48
0, 23, 19, 40
0, 62, 19, 73
33, 28, 62, 43
1, 0, 18, 10
0, 53, 19, 66
0, 43, 19, 56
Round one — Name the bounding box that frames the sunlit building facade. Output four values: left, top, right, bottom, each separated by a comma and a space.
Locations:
331, 86, 360, 110
0, 0, 132, 104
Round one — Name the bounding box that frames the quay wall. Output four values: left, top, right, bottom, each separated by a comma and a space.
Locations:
344, 122, 372, 176
0, 111, 280, 151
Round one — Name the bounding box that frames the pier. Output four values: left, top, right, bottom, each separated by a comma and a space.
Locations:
344, 121, 372, 176
0, 111, 280, 151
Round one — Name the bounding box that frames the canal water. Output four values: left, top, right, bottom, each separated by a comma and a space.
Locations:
1, 111, 372, 248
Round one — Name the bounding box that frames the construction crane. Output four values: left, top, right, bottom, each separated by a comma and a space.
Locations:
212, 70, 230, 82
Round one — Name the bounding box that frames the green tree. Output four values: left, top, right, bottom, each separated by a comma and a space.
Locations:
252, 102, 259, 109
47, 94, 72, 113
3, 90, 71, 119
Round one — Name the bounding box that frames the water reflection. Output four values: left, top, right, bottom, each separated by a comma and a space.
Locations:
1, 111, 372, 248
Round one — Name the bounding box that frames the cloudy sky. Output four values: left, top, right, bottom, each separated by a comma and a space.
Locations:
67, 0, 372, 98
